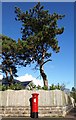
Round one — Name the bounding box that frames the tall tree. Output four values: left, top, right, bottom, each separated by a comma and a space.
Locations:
2, 35, 18, 85
15, 2, 65, 87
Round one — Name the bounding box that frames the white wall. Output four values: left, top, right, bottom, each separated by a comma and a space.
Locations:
0, 90, 73, 107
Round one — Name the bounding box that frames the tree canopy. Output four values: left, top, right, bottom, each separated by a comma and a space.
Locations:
1, 35, 18, 85
15, 2, 65, 87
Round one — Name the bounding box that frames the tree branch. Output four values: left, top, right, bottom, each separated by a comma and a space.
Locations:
41, 59, 52, 67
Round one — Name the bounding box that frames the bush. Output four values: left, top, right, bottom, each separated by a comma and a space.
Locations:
37, 85, 42, 90
0, 85, 12, 91
50, 84, 56, 90
28, 82, 37, 90
0, 83, 24, 91
10, 83, 24, 90
70, 87, 76, 103
0, 85, 2, 91
50, 83, 63, 90
42, 86, 48, 90
2, 85, 7, 91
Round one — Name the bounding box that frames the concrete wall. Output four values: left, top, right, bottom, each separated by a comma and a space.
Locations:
0, 90, 74, 117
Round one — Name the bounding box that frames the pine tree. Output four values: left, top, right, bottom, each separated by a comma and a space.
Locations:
15, 2, 65, 87
2, 35, 18, 86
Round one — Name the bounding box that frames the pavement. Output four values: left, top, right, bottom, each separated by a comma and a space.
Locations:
65, 106, 76, 119
0, 116, 2, 120
1, 117, 76, 120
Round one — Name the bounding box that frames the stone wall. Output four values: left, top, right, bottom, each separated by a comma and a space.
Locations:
0, 90, 74, 117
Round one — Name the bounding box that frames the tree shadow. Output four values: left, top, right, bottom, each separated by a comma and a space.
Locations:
29, 97, 32, 118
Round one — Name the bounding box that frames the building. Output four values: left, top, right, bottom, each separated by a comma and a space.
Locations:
2, 77, 32, 88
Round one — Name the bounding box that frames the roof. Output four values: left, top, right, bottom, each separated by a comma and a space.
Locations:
2, 78, 32, 87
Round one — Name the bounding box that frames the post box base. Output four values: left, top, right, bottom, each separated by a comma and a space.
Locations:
31, 112, 38, 118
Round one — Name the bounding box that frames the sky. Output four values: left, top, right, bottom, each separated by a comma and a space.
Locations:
1, 2, 74, 89
0, 0, 75, 2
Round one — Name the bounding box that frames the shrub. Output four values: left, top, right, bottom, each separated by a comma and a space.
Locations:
0, 83, 24, 91
37, 85, 42, 90
42, 86, 48, 90
70, 87, 76, 103
50, 83, 64, 90
11, 83, 24, 90
2, 85, 7, 91
28, 82, 36, 90
50, 84, 56, 90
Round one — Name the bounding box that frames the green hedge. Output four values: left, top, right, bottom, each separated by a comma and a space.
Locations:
0, 83, 24, 91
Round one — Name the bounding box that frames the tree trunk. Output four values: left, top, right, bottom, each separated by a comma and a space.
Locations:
5, 71, 8, 81
5, 71, 8, 78
9, 68, 13, 86
38, 48, 48, 87
5, 71, 10, 86
40, 64, 48, 87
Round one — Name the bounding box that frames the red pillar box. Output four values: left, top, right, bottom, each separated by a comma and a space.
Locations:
32, 93, 39, 118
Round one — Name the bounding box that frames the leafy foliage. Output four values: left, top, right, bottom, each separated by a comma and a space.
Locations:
2, 35, 17, 74
50, 83, 65, 90
70, 87, 76, 103
2, 35, 27, 78
27, 82, 37, 90
42, 86, 48, 90
0, 83, 24, 91
37, 85, 42, 90
15, 2, 65, 87
1, 35, 19, 85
